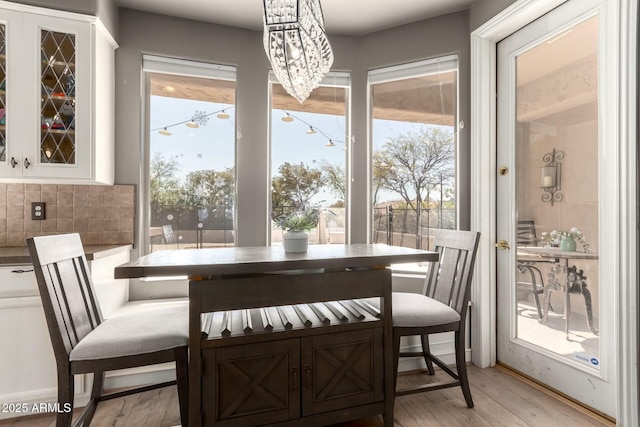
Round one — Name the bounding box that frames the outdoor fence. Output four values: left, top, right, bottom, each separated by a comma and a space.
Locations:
372, 206, 456, 249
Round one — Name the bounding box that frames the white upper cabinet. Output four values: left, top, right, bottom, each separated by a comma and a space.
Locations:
0, 4, 116, 183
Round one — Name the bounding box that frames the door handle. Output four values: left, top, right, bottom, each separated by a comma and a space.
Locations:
23, 158, 31, 169
495, 240, 510, 250
10, 157, 17, 168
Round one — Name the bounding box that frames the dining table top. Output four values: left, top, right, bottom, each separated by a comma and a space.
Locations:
517, 246, 599, 260
114, 244, 439, 279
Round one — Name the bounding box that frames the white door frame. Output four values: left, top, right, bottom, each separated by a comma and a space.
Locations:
469, 0, 638, 424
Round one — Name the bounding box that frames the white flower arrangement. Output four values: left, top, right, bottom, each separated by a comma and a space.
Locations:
540, 227, 591, 253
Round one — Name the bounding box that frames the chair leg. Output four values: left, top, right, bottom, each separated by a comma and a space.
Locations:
420, 334, 435, 375
175, 346, 189, 427
455, 330, 474, 408
56, 366, 74, 427
392, 331, 401, 394
79, 371, 104, 427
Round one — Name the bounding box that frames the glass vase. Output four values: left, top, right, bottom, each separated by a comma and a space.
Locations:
560, 236, 576, 252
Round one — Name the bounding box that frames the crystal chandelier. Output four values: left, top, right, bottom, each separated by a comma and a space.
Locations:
263, 0, 334, 103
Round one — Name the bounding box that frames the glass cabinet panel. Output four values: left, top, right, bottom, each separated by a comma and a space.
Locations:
0, 23, 6, 163
40, 29, 75, 165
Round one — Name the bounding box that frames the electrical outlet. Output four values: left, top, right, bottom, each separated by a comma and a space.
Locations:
32, 202, 46, 220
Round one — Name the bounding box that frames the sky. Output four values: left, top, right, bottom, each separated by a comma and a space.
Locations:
150, 94, 452, 209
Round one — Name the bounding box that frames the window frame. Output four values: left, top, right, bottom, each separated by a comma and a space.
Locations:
267, 71, 352, 245
141, 55, 238, 255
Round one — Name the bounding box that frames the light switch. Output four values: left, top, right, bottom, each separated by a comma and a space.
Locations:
32, 202, 46, 220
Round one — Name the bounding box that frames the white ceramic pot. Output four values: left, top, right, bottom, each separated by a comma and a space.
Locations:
283, 230, 309, 253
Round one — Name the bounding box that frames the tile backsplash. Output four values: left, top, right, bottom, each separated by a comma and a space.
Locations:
0, 183, 135, 247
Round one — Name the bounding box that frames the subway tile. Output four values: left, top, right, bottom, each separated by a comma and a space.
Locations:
58, 191, 74, 206
0, 233, 6, 247
42, 191, 58, 206
7, 232, 25, 246
74, 219, 89, 232
74, 205, 90, 220
7, 191, 24, 207
42, 218, 57, 233
118, 205, 135, 219
119, 218, 134, 232
42, 184, 58, 193
58, 204, 73, 219
88, 191, 105, 206
24, 191, 42, 204
25, 184, 41, 192
57, 219, 73, 233
73, 192, 89, 206
7, 218, 24, 231
58, 185, 74, 193
7, 205, 24, 220
0, 219, 6, 233
24, 219, 42, 232
7, 183, 24, 192
46, 205, 58, 220
89, 219, 104, 232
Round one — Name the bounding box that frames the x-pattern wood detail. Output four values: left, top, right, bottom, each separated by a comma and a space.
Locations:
315, 342, 371, 399
220, 354, 287, 418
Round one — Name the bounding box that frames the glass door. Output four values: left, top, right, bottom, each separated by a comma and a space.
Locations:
496, 0, 615, 418
39, 28, 76, 165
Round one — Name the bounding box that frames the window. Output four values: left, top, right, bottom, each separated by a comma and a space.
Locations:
369, 55, 458, 251
143, 56, 236, 252
269, 73, 350, 246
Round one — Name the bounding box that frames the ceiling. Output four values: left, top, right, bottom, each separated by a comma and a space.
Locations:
115, 0, 478, 36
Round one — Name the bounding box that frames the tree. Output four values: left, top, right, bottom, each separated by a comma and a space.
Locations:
150, 152, 182, 206
318, 160, 345, 203
272, 162, 324, 219
373, 126, 455, 239
180, 168, 235, 208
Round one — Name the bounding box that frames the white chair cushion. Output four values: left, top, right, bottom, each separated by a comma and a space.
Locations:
365, 292, 460, 328
70, 302, 188, 361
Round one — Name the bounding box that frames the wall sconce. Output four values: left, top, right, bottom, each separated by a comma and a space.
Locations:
541, 148, 564, 206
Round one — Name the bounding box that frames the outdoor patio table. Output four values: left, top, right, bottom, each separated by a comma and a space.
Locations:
516, 246, 598, 339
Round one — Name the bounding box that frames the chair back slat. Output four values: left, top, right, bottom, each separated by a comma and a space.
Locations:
517, 220, 538, 246
423, 229, 480, 316
27, 234, 103, 358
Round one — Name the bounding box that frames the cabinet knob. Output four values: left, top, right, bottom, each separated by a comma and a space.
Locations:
24, 158, 31, 169
10, 157, 17, 168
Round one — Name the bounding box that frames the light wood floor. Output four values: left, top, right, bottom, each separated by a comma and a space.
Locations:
0, 365, 613, 427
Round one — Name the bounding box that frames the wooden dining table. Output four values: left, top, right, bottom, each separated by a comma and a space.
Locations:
115, 244, 438, 427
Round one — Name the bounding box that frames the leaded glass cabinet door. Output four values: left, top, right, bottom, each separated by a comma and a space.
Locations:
40, 29, 76, 166
22, 13, 90, 179
0, 23, 6, 166
0, 9, 23, 177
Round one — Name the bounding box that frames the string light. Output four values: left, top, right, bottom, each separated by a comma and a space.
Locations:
279, 110, 345, 147
150, 106, 235, 135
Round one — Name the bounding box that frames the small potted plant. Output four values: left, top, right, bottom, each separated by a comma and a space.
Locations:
276, 208, 320, 253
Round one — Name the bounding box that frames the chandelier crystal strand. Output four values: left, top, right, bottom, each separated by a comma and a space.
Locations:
263, 0, 334, 103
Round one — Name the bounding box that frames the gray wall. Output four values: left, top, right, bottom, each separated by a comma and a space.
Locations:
6, 0, 118, 41
115, 8, 472, 253
469, 0, 518, 31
